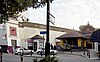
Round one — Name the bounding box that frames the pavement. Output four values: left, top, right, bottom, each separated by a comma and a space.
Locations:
23, 51, 88, 58
58, 51, 88, 58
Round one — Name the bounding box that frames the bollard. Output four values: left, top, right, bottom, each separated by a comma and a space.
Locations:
20, 54, 23, 62
40, 51, 43, 57
87, 50, 88, 56
71, 49, 72, 53
88, 51, 90, 58
83, 49, 86, 55
87, 50, 90, 58
20, 53, 23, 62
30, 50, 33, 56
0, 51, 2, 62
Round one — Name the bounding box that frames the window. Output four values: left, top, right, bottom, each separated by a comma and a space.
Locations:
10, 27, 17, 36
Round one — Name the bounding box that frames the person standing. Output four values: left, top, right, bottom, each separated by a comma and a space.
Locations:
54, 45, 56, 50
51, 44, 53, 50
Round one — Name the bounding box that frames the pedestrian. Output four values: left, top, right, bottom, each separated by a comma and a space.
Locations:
54, 45, 56, 50
51, 44, 53, 50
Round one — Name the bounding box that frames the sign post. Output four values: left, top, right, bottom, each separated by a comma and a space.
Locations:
45, 0, 50, 57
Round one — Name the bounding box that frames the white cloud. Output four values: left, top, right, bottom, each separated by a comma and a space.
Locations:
22, 0, 100, 30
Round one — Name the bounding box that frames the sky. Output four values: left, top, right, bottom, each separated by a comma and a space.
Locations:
22, 0, 100, 30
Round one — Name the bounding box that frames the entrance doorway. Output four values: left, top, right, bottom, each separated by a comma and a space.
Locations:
11, 40, 17, 51
33, 42, 37, 51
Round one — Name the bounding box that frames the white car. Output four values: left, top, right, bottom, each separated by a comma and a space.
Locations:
36, 48, 57, 55
50, 49, 58, 55
36, 48, 45, 55
14, 48, 33, 55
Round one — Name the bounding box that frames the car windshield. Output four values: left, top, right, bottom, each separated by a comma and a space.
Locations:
42, 48, 45, 50
24, 48, 28, 50
20, 49, 23, 50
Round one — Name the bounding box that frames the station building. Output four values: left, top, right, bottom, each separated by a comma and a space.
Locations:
56, 31, 88, 50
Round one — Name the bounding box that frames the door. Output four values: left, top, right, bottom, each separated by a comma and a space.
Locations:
33, 42, 37, 51
11, 40, 17, 52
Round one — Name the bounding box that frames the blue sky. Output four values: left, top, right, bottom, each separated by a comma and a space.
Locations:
22, 0, 100, 30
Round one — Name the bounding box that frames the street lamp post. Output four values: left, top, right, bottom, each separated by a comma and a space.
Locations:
45, 0, 50, 57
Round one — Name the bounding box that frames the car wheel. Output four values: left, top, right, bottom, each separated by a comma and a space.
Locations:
37, 51, 40, 55
15, 53, 18, 55
18, 52, 21, 55
51, 51, 55, 55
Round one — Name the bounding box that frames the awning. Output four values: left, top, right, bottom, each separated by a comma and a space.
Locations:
90, 29, 100, 42
30, 35, 45, 40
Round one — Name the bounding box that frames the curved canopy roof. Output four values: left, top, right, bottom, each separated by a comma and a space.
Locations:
30, 35, 44, 40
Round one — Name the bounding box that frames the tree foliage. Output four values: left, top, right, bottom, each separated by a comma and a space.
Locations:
79, 24, 95, 33
0, 0, 53, 23
79, 25, 86, 32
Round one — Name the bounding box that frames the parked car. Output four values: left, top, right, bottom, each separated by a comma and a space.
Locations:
50, 49, 58, 55
36, 48, 45, 55
36, 48, 57, 55
14, 48, 33, 55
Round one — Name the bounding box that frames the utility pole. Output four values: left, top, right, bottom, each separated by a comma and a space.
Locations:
45, 0, 50, 57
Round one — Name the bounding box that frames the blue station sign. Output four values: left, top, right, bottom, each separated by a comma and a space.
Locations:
40, 31, 47, 34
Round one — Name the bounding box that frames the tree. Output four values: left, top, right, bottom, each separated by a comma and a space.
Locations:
79, 25, 86, 32
79, 23, 95, 34
0, 0, 53, 23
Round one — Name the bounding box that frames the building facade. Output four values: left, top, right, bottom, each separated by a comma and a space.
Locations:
18, 22, 72, 51
0, 23, 7, 53
0, 19, 73, 53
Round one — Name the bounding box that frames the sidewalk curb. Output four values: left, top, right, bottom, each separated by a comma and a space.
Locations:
24, 52, 88, 59
24, 55, 58, 58
24, 55, 45, 58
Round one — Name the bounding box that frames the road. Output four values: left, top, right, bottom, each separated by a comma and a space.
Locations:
2, 53, 33, 62
2, 53, 100, 62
